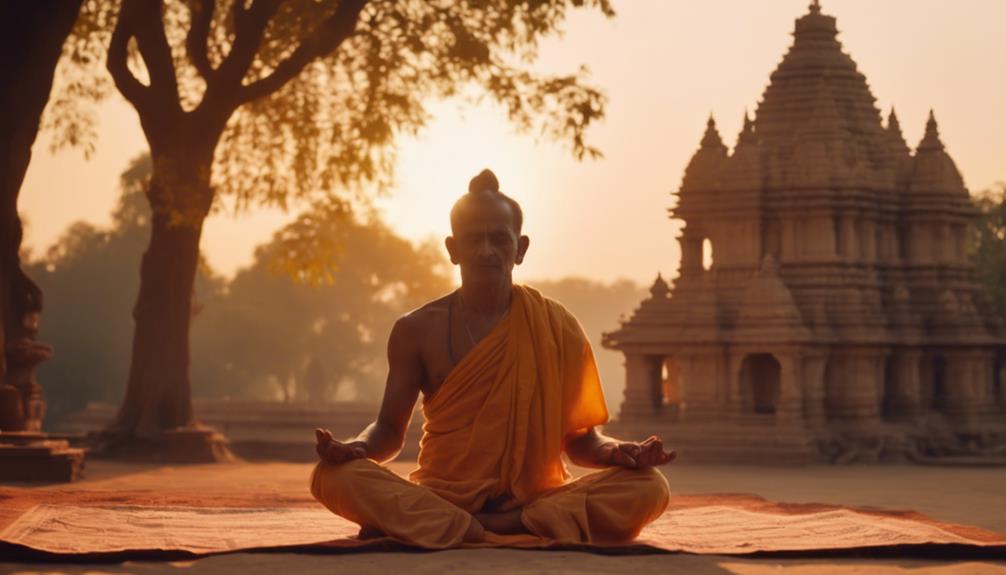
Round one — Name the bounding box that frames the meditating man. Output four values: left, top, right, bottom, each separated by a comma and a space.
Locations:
311, 169, 674, 548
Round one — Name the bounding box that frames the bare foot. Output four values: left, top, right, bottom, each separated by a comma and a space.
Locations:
473, 508, 528, 535
357, 525, 385, 540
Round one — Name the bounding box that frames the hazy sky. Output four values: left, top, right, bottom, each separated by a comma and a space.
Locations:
20, 0, 1006, 284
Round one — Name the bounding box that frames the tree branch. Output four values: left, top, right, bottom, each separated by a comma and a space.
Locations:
107, 0, 149, 110
210, 0, 281, 101
128, 0, 181, 111
185, 0, 215, 79
237, 0, 369, 105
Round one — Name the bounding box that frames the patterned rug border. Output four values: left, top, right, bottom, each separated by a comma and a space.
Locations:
1, 500, 1003, 561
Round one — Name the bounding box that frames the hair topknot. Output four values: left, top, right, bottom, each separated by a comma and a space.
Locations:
468, 169, 500, 194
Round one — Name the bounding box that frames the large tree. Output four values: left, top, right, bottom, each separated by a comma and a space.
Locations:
53, 0, 610, 452
0, 1, 83, 389
27, 156, 220, 425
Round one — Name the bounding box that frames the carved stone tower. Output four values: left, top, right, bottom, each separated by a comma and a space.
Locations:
603, 2, 1005, 462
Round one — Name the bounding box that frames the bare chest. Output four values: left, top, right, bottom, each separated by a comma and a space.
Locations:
417, 319, 480, 400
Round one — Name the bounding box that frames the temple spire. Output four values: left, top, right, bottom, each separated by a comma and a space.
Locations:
649, 273, 670, 299
887, 107, 901, 133
917, 109, 945, 152
737, 110, 756, 146
809, 0, 821, 15
700, 114, 726, 149
886, 107, 909, 153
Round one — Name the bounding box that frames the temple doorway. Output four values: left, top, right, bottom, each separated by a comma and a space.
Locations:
741, 353, 781, 414
882, 355, 896, 418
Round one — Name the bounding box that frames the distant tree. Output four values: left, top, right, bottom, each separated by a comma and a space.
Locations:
971, 183, 1006, 320
527, 277, 645, 407
191, 202, 453, 403
52, 0, 611, 447
0, 1, 82, 384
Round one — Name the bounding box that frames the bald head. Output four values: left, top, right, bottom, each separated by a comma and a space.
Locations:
450, 169, 524, 235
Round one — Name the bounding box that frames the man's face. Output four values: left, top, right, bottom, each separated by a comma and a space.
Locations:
446, 197, 529, 284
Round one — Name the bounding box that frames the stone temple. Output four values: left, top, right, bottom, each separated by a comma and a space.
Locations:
602, 2, 1006, 462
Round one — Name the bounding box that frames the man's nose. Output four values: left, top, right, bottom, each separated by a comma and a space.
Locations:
476, 234, 493, 257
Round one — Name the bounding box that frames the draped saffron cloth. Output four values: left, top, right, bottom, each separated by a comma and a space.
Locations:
409, 284, 609, 513
310, 284, 668, 549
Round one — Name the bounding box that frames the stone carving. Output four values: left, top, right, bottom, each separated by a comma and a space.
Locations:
0, 271, 85, 481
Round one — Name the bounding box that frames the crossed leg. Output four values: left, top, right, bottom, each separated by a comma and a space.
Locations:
310, 458, 670, 548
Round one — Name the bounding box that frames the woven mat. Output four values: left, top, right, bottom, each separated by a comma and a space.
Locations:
3, 497, 1004, 559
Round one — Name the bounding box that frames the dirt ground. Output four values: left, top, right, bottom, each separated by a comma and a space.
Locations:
2, 460, 1005, 575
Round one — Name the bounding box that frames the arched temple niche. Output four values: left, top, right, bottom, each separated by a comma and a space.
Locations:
739, 353, 781, 414
701, 238, 714, 271
661, 356, 683, 418
679, 228, 712, 277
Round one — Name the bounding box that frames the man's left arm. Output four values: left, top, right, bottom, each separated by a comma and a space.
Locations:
565, 427, 676, 469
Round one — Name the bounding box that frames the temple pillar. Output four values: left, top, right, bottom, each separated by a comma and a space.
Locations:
775, 353, 803, 424
727, 352, 746, 417
825, 350, 883, 420
679, 234, 704, 277
781, 218, 798, 262
837, 214, 858, 260
619, 353, 662, 421
909, 222, 933, 263
860, 219, 877, 263
942, 350, 993, 422
883, 348, 923, 419
679, 350, 724, 422
797, 215, 836, 259
953, 223, 967, 264
802, 353, 827, 426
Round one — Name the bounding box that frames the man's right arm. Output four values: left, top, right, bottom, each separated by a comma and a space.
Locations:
315, 316, 423, 464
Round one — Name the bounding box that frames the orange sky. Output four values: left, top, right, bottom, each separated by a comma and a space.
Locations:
19, 0, 1006, 284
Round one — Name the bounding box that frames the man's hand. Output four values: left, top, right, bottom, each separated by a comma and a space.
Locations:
315, 428, 367, 464
597, 435, 676, 468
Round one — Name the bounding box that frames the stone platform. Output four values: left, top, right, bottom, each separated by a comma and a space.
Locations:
605, 414, 1006, 465
58, 400, 425, 462
0, 431, 85, 482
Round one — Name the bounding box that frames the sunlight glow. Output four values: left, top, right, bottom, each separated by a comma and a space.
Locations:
376, 99, 543, 245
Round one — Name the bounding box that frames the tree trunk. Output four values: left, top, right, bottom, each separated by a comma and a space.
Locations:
0, 1, 82, 374
113, 204, 204, 437
102, 150, 232, 461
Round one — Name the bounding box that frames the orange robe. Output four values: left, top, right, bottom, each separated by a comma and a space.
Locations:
311, 285, 669, 548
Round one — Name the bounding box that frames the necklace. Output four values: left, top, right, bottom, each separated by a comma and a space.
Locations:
456, 291, 478, 346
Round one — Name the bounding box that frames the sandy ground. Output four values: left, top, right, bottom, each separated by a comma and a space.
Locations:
2, 460, 1005, 575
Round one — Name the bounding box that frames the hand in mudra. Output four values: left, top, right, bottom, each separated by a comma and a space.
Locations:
598, 435, 676, 468
315, 428, 366, 464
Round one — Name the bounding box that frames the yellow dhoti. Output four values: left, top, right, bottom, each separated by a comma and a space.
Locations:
311, 458, 669, 548
310, 285, 671, 548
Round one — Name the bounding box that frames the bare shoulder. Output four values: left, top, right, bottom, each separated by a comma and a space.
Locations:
390, 292, 453, 341
538, 293, 589, 341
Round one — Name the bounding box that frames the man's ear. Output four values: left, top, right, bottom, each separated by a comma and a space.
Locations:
515, 235, 530, 265
445, 236, 459, 265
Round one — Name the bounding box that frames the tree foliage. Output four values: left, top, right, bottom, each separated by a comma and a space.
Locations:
970, 183, 1006, 320
191, 204, 453, 403
48, 0, 611, 219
